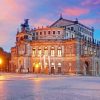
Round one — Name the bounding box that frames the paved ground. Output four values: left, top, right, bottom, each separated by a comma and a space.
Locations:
0, 73, 100, 100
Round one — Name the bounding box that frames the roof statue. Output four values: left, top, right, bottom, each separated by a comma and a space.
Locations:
21, 19, 30, 32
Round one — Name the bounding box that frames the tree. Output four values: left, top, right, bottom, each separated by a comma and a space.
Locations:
0, 47, 11, 72
0, 47, 4, 53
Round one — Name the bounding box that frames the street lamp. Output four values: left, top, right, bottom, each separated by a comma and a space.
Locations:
0, 58, 3, 75
0, 58, 3, 65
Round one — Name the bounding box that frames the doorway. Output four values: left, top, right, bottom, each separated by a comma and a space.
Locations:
58, 67, 61, 74
85, 61, 89, 75
51, 67, 55, 74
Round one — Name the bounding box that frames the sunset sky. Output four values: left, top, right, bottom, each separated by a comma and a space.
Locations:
0, 0, 100, 52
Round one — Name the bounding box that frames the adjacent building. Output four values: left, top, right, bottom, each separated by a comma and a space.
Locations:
10, 16, 100, 76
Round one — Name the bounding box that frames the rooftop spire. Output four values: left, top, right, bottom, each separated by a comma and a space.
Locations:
59, 13, 63, 19
74, 18, 78, 24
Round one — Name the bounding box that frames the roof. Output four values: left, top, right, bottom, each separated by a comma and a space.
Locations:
50, 17, 75, 27
34, 27, 64, 31
50, 17, 93, 31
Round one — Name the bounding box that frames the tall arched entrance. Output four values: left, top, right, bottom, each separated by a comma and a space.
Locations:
51, 67, 55, 74
85, 61, 90, 75
33, 63, 41, 73
57, 63, 62, 74
51, 63, 55, 74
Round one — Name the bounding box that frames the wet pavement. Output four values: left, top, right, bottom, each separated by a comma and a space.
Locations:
0, 74, 100, 100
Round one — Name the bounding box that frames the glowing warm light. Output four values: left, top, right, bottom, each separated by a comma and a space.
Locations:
35, 63, 39, 68
0, 76, 5, 80
0, 58, 3, 65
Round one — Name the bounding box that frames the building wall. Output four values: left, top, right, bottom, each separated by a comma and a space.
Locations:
10, 18, 100, 76
30, 40, 78, 74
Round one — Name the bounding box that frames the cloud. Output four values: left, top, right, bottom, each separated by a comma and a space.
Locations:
33, 18, 53, 28
63, 7, 90, 16
0, 0, 100, 51
0, 0, 25, 50
81, 0, 100, 6
0, 0, 38, 51
80, 18, 100, 27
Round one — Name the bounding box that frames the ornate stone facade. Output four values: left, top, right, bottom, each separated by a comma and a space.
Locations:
11, 17, 100, 76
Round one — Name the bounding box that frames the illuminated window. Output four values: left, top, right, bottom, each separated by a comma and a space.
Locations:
57, 47, 62, 56
51, 63, 54, 65
44, 47, 48, 56
51, 47, 55, 56
32, 48, 36, 56
38, 48, 42, 56
45, 62, 48, 66
58, 63, 61, 66
94, 49, 96, 56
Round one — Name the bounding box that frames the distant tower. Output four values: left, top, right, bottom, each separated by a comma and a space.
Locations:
16, 19, 32, 43
15, 19, 33, 73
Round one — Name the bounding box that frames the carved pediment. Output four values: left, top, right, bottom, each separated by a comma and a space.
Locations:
50, 18, 75, 27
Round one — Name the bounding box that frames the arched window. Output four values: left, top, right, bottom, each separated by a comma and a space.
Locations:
32, 48, 36, 56
58, 63, 61, 66
44, 47, 48, 56
38, 48, 42, 56
84, 46, 87, 54
51, 47, 55, 56
57, 47, 62, 56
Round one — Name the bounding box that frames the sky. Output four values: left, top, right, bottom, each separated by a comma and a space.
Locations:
0, 0, 100, 52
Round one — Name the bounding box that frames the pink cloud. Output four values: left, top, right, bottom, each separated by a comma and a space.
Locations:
0, 0, 46, 51
0, 32, 12, 45
0, 0, 37, 51
0, 0, 26, 50
0, 0, 27, 23
33, 18, 53, 28
63, 7, 89, 16
81, 0, 100, 6
80, 18, 100, 26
